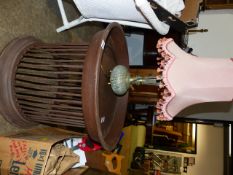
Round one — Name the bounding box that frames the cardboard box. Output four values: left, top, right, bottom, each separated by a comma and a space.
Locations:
0, 127, 84, 175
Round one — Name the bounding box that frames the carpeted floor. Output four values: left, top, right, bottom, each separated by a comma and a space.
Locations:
0, 0, 103, 134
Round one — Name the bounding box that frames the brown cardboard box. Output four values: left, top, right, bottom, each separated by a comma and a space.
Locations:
0, 127, 85, 175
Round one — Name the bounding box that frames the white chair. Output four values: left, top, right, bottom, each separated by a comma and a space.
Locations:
56, 0, 184, 35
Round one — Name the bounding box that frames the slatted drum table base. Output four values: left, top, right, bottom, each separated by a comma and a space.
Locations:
0, 23, 129, 150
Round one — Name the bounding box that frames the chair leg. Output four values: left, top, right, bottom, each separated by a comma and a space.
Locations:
56, 16, 86, 32
134, 0, 169, 35
56, 0, 87, 32
57, 0, 69, 25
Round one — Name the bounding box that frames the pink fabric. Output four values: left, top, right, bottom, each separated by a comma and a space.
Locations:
156, 38, 233, 120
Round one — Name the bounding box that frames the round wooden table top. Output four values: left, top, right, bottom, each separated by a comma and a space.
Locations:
82, 23, 129, 150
